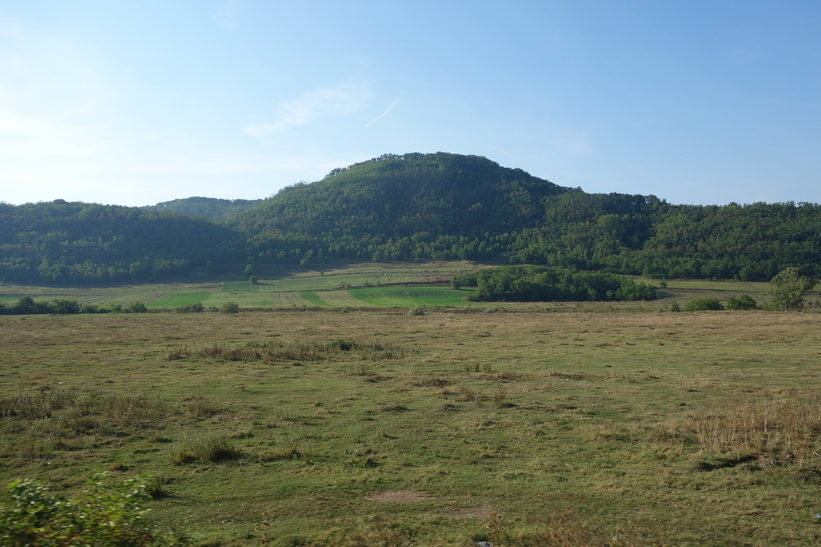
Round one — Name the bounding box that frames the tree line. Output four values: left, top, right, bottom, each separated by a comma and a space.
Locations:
453, 265, 659, 302
0, 200, 244, 284
0, 296, 147, 315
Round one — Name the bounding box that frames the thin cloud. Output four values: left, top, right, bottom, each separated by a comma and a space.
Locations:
244, 84, 370, 137
364, 96, 400, 128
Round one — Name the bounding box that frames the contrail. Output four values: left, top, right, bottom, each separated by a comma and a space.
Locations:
364, 96, 400, 128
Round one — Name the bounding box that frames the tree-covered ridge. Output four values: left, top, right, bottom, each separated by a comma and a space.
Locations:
148, 197, 262, 221
228, 153, 821, 280
0, 200, 244, 284
2, 152, 821, 285
511, 198, 821, 280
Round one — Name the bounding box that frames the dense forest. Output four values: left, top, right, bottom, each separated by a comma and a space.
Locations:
2, 152, 820, 284
0, 200, 243, 284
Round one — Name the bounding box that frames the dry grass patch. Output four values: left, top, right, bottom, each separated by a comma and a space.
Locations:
656, 388, 821, 469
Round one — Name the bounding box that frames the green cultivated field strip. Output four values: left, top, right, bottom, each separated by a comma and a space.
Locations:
349, 286, 475, 306
664, 279, 767, 292
313, 290, 369, 306
146, 292, 212, 308
271, 292, 313, 306
299, 291, 329, 306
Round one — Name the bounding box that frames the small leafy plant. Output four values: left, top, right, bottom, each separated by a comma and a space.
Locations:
0, 473, 184, 545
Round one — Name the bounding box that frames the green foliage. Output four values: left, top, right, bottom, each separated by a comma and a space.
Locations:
684, 298, 724, 311
0, 296, 138, 315
175, 302, 205, 313
126, 302, 148, 313
767, 267, 817, 310
0, 474, 182, 545
221, 301, 240, 314
467, 265, 658, 302
726, 294, 758, 310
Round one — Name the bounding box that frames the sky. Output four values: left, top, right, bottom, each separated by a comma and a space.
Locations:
1, 0, 820, 207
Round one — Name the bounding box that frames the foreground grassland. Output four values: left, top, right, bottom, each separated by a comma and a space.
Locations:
1, 309, 820, 545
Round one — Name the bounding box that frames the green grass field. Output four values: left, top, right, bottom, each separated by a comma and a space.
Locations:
349, 286, 476, 307
1, 308, 820, 545
146, 292, 213, 308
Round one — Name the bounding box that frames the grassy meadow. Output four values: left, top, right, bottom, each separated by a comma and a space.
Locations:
1, 303, 820, 545
3, 259, 809, 313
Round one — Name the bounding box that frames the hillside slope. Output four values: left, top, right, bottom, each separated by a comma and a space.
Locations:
228, 152, 573, 262
0, 200, 244, 284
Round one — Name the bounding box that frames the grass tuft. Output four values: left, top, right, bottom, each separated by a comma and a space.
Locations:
171, 433, 239, 464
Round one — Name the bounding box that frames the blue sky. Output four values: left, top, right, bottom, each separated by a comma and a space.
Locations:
1, 0, 820, 206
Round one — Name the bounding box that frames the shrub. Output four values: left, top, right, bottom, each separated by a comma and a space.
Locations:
221, 301, 240, 314
726, 294, 758, 310
768, 267, 817, 310
126, 302, 148, 313
0, 473, 183, 545
176, 303, 204, 313
683, 298, 723, 311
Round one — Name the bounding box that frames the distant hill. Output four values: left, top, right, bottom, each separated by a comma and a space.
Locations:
227, 152, 569, 262
0, 200, 244, 284
227, 152, 821, 280
147, 197, 262, 221
2, 152, 820, 284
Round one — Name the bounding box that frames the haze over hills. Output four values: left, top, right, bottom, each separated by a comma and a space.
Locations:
2, 152, 820, 285
148, 197, 262, 222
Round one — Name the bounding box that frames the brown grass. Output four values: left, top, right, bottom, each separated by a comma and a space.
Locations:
658, 388, 821, 468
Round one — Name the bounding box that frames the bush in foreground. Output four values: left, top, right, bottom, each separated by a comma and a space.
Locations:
0, 473, 185, 545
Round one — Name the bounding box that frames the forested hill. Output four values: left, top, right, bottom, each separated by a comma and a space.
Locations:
2, 152, 821, 285
0, 200, 244, 284
228, 152, 821, 281
227, 152, 570, 261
